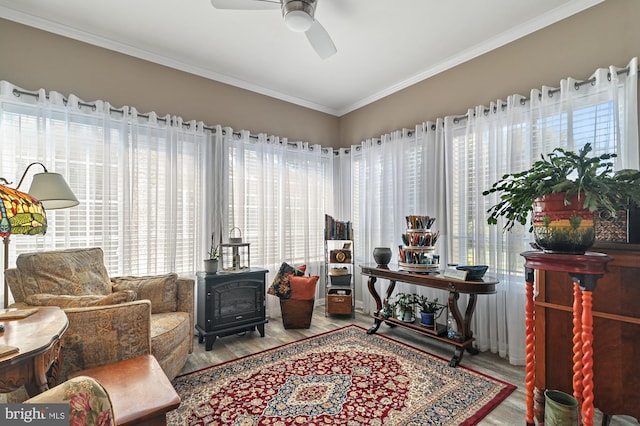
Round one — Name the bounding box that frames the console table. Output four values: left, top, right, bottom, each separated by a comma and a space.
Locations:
521, 251, 612, 426
360, 264, 498, 367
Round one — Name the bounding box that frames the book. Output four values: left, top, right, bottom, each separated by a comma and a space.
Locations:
443, 267, 468, 281
0, 344, 19, 357
324, 214, 353, 240
0, 308, 38, 320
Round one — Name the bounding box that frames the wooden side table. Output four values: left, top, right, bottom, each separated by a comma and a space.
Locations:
521, 251, 612, 426
71, 354, 180, 426
0, 306, 69, 396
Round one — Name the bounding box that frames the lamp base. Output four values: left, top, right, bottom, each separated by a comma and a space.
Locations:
4, 235, 10, 308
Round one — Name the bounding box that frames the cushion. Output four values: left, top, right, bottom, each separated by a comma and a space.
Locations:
289, 275, 319, 300
25, 290, 136, 308
16, 248, 112, 297
25, 376, 114, 424
267, 262, 306, 299
111, 273, 178, 313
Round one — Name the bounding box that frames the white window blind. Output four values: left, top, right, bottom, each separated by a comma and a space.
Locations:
224, 134, 332, 276
0, 87, 208, 286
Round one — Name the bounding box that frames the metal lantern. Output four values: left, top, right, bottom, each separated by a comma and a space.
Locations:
220, 227, 250, 271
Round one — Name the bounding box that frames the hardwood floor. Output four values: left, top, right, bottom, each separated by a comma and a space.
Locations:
181, 306, 638, 426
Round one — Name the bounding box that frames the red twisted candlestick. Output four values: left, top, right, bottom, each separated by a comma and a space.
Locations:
572, 281, 583, 409
525, 279, 535, 426
581, 290, 595, 426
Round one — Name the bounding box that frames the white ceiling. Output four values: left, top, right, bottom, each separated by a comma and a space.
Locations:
0, 0, 603, 116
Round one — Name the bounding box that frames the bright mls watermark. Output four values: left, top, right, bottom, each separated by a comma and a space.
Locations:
1, 404, 68, 425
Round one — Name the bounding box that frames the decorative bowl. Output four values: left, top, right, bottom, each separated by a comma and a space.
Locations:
456, 265, 488, 280
330, 267, 349, 276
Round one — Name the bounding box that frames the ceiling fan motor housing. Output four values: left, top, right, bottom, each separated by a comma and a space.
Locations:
282, 0, 316, 32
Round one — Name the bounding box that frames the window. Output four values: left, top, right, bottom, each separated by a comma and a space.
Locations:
0, 93, 207, 280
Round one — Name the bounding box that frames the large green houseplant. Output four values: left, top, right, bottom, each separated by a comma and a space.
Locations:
483, 143, 640, 252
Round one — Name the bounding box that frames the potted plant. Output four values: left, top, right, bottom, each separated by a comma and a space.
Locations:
483, 143, 640, 253
416, 295, 443, 327
204, 233, 220, 274
394, 292, 416, 322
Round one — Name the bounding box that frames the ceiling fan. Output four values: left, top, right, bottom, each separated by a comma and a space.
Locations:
210, 0, 337, 59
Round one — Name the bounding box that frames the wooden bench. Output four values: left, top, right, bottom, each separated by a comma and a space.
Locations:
70, 354, 180, 426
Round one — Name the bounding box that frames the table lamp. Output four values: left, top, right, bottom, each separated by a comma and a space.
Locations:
0, 181, 47, 307
1, 162, 78, 307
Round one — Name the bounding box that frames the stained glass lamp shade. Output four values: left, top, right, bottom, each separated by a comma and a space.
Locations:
1, 183, 47, 307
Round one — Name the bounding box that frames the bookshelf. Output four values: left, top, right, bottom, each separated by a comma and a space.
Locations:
324, 215, 355, 317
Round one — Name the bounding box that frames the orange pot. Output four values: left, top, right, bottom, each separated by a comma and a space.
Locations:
532, 192, 595, 254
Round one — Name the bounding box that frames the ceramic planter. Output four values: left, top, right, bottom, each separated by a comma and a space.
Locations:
204, 259, 219, 274
532, 192, 595, 254
395, 306, 415, 323
420, 311, 435, 327
372, 247, 392, 267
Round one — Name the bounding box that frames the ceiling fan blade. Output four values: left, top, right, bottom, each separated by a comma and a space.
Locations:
210, 0, 280, 10
305, 20, 337, 59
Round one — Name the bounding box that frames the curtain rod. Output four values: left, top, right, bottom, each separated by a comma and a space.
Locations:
11, 87, 222, 133
11, 63, 638, 148
9, 88, 327, 151
452, 65, 639, 124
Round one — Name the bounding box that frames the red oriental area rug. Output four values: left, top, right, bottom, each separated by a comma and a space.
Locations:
169, 325, 516, 425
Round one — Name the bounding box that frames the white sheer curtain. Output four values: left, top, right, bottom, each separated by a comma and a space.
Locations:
0, 81, 209, 304
446, 57, 639, 365
447, 101, 529, 364
221, 130, 333, 317
349, 58, 638, 366
349, 123, 448, 315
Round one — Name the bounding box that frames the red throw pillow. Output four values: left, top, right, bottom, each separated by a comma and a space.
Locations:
289, 275, 319, 300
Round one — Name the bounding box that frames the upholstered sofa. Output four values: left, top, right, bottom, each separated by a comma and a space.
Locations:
5, 247, 194, 381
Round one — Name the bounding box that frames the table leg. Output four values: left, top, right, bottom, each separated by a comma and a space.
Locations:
568, 272, 600, 426
447, 291, 478, 367
26, 339, 62, 396
572, 281, 583, 412
525, 268, 536, 426
462, 294, 478, 354
367, 277, 398, 334
581, 289, 595, 426
366, 276, 382, 334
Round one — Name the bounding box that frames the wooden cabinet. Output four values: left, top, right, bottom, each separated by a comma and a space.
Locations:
534, 243, 640, 422
196, 269, 268, 351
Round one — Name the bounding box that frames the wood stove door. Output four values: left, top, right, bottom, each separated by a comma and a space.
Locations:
212, 279, 265, 330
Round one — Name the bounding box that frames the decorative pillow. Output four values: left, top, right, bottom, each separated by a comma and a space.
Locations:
25, 375, 114, 425
16, 248, 112, 297
25, 290, 136, 308
267, 262, 307, 299
289, 275, 319, 301
111, 273, 178, 313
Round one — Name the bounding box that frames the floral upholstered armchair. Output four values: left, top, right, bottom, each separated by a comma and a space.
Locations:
25, 376, 115, 426
5, 247, 194, 381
